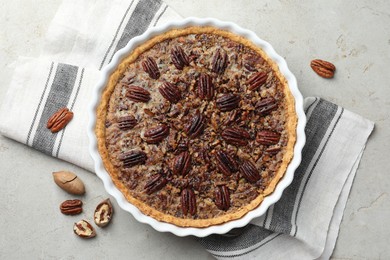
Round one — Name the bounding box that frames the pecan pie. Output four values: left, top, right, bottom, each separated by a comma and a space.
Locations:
96, 26, 297, 227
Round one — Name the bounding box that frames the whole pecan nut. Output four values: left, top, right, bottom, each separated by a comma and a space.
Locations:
73, 220, 96, 239
310, 59, 336, 78
144, 173, 168, 194
118, 115, 137, 130
211, 49, 228, 74
215, 185, 230, 211
143, 124, 170, 144
94, 198, 114, 227
159, 82, 181, 103
142, 57, 160, 79
171, 46, 190, 70
126, 85, 151, 103
118, 150, 147, 168
255, 97, 278, 116
173, 151, 191, 176
239, 159, 261, 183
221, 127, 251, 146
181, 188, 196, 216
246, 71, 267, 91
256, 130, 281, 145
215, 150, 238, 176
184, 111, 205, 138
197, 73, 214, 100
60, 199, 83, 215
216, 93, 240, 112
47, 107, 74, 133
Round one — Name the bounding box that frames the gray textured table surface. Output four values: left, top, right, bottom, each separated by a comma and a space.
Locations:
1, 0, 389, 259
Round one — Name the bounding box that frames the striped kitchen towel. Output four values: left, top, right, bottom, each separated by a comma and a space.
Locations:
0, 0, 374, 259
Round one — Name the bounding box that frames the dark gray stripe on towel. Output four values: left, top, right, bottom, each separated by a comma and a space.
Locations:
107, 0, 162, 64
268, 99, 338, 235
31, 63, 78, 155
26, 62, 54, 145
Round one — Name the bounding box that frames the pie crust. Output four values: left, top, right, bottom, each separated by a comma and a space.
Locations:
96, 26, 297, 227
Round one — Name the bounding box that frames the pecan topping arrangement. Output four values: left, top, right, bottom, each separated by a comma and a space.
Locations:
310, 59, 336, 78
159, 82, 181, 103
118, 150, 147, 168
126, 85, 151, 103
221, 127, 251, 146
60, 199, 83, 215
216, 93, 240, 112
197, 73, 214, 100
118, 115, 137, 130
171, 46, 190, 70
142, 57, 160, 79
211, 49, 228, 74
181, 188, 196, 216
47, 107, 73, 133
215, 185, 230, 211
143, 124, 170, 144
97, 27, 297, 227
246, 71, 267, 91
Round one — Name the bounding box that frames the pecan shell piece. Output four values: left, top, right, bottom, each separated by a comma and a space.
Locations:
246, 71, 267, 91
172, 151, 191, 176
73, 220, 96, 239
143, 124, 170, 144
211, 48, 228, 74
47, 107, 74, 133
118, 150, 147, 168
197, 73, 214, 100
171, 46, 190, 70
181, 188, 196, 216
118, 115, 137, 130
256, 130, 281, 145
239, 159, 261, 183
94, 198, 114, 227
184, 111, 205, 138
221, 127, 251, 146
310, 59, 336, 78
60, 199, 83, 215
142, 56, 160, 79
159, 82, 181, 103
144, 173, 168, 195
255, 97, 278, 116
215, 185, 230, 211
126, 85, 151, 103
215, 150, 238, 176
216, 93, 240, 112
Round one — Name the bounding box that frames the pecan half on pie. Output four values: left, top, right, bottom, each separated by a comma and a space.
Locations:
96, 27, 297, 227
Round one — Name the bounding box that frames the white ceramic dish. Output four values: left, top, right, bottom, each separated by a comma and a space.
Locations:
88, 17, 306, 237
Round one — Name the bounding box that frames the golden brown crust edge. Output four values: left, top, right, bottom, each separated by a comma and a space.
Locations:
96, 26, 297, 228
